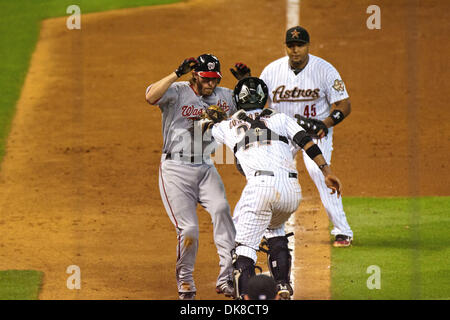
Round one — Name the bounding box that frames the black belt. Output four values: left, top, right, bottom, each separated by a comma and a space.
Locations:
165, 153, 203, 163
254, 170, 297, 178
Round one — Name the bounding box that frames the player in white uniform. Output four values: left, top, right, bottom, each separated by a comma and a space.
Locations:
259, 26, 353, 247
145, 54, 243, 300
199, 77, 342, 299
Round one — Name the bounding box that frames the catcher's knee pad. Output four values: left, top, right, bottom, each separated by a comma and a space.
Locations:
267, 236, 292, 283
232, 253, 256, 299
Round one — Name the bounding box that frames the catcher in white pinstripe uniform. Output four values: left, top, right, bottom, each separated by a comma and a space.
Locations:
198, 77, 342, 299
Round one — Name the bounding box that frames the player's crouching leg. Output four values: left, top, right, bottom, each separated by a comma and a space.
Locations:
266, 236, 293, 300
232, 245, 258, 300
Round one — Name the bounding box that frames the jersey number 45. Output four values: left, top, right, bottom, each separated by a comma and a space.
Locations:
301, 104, 316, 118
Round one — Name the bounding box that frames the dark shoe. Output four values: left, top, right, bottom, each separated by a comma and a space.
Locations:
276, 281, 293, 300
178, 291, 196, 300
215, 281, 235, 298
333, 234, 353, 247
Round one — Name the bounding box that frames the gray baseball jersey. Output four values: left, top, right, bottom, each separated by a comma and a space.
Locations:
147, 81, 236, 157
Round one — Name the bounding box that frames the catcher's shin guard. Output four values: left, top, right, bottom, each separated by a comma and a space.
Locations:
265, 234, 293, 286
232, 252, 256, 299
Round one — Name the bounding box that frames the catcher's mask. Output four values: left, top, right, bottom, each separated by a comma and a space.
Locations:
194, 54, 222, 79
233, 77, 268, 111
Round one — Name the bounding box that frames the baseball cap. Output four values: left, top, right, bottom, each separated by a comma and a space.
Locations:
247, 275, 278, 300
285, 26, 310, 44
194, 54, 222, 78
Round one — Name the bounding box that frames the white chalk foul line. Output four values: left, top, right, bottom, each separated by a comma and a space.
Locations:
285, 0, 300, 298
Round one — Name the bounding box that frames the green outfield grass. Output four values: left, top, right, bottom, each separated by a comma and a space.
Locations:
0, 0, 180, 162
0, 0, 180, 300
0, 270, 43, 300
331, 197, 450, 300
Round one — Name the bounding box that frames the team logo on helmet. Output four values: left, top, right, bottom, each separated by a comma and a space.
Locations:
207, 62, 215, 70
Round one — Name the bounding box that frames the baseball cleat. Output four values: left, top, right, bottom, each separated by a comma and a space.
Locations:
276, 282, 293, 300
216, 281, 235, 298
333, 235, 353, 247
178, 291, 196, 300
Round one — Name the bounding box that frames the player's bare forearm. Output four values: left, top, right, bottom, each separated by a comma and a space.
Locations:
145, 72, 178, 105
303, 141, 326, 166
303, 141, 342, 196
310, 154, 342, 197
322, 98, 351, 128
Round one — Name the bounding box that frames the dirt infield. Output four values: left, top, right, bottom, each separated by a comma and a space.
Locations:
0, 0, 448, 300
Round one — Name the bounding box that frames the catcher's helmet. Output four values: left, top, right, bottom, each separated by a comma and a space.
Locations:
194, 54, 222, 78
233, 77, 268, 111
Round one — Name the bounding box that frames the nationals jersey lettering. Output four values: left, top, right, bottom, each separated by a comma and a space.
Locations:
260, 54, 349, 121
211, 109, 305, 177
146, 81, 236, 156
217, 99, 231, 113
181, 105, 204, 119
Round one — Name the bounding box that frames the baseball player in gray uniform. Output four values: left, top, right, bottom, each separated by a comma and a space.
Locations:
198, 77, 342, 299
145, 54, 244, 300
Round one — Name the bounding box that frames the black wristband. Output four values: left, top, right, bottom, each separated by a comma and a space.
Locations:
305, 144, 322, 160
330, 109, 345, 125
174, 69, 183, 78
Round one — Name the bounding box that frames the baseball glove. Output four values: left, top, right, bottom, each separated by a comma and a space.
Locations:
201, 105, 228, 123
191, 105, 227, 135
295, 115, 328, 139
230, 62, 251, 80
175, 57, 199, 78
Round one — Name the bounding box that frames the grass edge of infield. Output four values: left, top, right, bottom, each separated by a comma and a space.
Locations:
330, 196, 450, 300
0, 270, 44, 300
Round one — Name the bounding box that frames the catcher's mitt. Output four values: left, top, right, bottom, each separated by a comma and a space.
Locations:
201, 105, 227, 123
295, 115, 328, 139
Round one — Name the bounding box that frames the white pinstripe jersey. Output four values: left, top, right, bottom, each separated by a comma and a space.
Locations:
211, 109, 305, 178
260, 54, 349, 121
